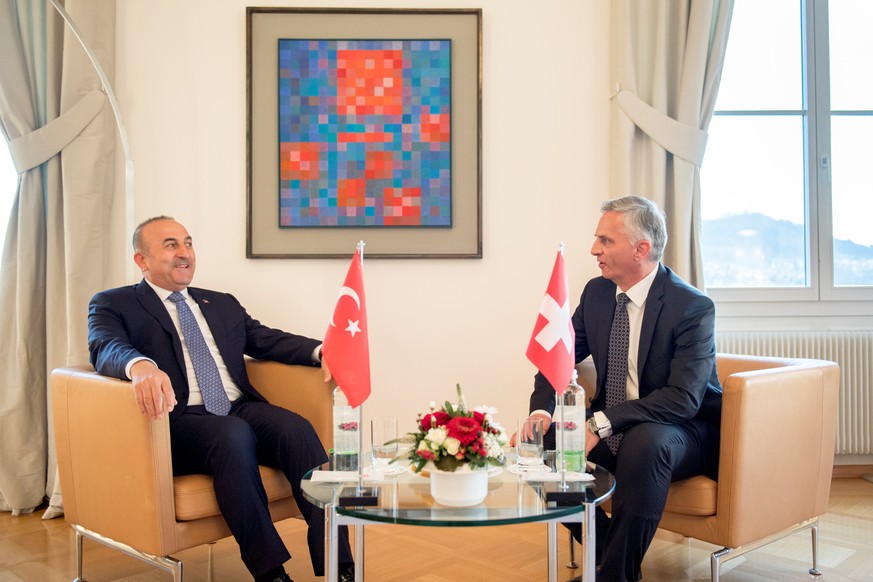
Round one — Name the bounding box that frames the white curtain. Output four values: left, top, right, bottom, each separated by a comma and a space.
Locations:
610, 0, 734, 289
0, 0, 115, 516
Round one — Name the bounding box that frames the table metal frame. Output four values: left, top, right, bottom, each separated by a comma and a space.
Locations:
304, 464, 614, 582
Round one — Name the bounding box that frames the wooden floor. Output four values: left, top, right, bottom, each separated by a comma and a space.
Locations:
2, 477, 872, 581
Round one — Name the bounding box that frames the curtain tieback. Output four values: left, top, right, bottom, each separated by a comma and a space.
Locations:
8, 89, 106, 174
613, 88, 708, 167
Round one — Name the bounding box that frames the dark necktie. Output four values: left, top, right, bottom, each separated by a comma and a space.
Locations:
604, 292, 630, 453
168, 291, 231, 416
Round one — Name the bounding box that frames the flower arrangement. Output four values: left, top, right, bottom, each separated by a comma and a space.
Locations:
399, 384, 508, 473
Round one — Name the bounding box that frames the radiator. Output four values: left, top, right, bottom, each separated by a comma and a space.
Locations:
716, 330, 872, 455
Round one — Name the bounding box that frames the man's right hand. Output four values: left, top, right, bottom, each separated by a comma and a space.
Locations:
509, 412, 552, 446
130, 360, 176, 420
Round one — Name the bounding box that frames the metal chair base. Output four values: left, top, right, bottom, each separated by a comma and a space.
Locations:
71, 523, 183, 581
710, 518, 821, 582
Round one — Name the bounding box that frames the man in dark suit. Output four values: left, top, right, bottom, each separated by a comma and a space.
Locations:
88, 216, 354, 582
527, 196, 722, 582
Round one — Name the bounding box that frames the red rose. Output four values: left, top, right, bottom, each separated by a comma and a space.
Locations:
473, 411, 486, 424
420, 411, 450, 431
446, 416, 482, 446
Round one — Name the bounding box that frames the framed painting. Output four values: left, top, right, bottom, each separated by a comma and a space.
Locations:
246, 8, 482, 258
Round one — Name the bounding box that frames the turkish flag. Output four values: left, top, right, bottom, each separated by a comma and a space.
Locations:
526, 250, 575, 393
322, 247, 371, 407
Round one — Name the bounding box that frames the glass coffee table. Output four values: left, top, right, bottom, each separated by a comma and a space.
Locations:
301, 462, 614, 582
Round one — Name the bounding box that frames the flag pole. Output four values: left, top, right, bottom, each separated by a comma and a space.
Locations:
356, 241, 366, 493
557, 242, 569, 490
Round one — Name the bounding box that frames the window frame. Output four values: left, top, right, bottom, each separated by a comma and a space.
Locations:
705, 0, 873, 317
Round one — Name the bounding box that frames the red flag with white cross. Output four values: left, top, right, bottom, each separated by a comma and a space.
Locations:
526, 248, 575, 392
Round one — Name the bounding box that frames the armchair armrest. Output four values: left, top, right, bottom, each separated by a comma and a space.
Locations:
715, 360, 839, 546
244, 359, 335, 455
52, 366, 177, 556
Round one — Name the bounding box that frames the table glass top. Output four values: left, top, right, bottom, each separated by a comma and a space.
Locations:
301, 461, 615, 527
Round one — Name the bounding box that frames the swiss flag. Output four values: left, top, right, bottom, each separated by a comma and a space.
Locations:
526, 249, 575, 392
322, 246, 371, 407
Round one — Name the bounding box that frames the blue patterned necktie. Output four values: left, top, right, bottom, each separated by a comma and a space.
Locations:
604, 292, 630, 453
168, 291, 231, 416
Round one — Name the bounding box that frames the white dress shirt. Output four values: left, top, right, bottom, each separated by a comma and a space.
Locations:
125, 280, 243, 405
532, 265, 659, 438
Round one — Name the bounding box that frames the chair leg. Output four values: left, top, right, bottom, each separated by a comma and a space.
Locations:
567, 530, 578, 569
707, 517, 821, 582
71, 523, 183, 581
207, 541, 216, 582
710, 547, 731, 582
74, 529, 84, 582
809, 521, 822, 576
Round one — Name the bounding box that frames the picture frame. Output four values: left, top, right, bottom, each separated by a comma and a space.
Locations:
246, 8, 482, 258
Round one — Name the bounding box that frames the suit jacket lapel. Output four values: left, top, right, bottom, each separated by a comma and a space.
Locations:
135, 280, 187, 373
189, 288, 228, 357
637, 264, 667, 376
594, 281, 617, 394
135, 280, 176, 334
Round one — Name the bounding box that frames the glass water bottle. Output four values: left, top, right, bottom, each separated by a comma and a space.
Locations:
555, 370, 586, 472
332, 387, 360, 471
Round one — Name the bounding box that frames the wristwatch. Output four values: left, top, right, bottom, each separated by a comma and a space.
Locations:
587, 416, 601, 436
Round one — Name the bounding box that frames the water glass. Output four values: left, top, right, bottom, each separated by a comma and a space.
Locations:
516, 416, 545, 469
371, 416, 398, 472
543, 450, 558, 472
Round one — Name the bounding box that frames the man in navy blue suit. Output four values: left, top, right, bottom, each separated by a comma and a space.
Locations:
526, 196, 722, 582
88, 216, 354, 582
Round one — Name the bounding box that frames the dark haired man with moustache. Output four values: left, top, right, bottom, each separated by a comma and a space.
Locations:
88, 216, 354, 582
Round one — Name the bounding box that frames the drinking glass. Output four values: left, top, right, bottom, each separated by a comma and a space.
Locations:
516, 416, 545, 470
543, 449, 558, 472
371, 416, 398, 472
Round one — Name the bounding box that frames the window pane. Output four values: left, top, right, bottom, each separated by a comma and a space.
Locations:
831, 116, 873, 286
701, 116, 807, 287
829, 0, 873, 110
715, 0, 802, 111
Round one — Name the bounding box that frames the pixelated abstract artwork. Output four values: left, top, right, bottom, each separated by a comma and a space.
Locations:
278, 39, 452, 228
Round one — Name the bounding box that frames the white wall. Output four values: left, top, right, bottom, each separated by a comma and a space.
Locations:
114, 0, 610, 441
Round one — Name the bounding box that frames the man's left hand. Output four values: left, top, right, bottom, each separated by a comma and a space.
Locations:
321, 354, 333, 383
586, 424, 600, 453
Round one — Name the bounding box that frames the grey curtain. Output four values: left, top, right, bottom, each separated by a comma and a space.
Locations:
610, 0, 734, 289
0, 0, 115, 515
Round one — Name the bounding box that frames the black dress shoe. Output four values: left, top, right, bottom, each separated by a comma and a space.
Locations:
338, 562, 355, 582
566, 568, 642, 582
567, 568, 641, 582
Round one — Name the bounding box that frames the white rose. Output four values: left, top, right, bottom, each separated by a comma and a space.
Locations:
444, 437, 461, 456
425, 427, 447, 448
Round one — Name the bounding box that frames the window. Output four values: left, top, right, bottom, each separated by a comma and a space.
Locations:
701, 0, 873, 305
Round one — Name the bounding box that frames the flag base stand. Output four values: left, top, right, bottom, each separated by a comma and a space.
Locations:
541, 481, 589, 506
338, 486, 379, 507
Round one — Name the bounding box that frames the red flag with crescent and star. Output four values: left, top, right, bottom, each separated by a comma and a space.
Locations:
526, 249, 575, 393
322, 246, 371, 407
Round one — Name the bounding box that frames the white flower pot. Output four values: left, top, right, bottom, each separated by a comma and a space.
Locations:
428, 465, 489, 507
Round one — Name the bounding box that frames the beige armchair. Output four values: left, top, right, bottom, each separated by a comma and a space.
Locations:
575, 353, 839, 582
52, 360, 334, 581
